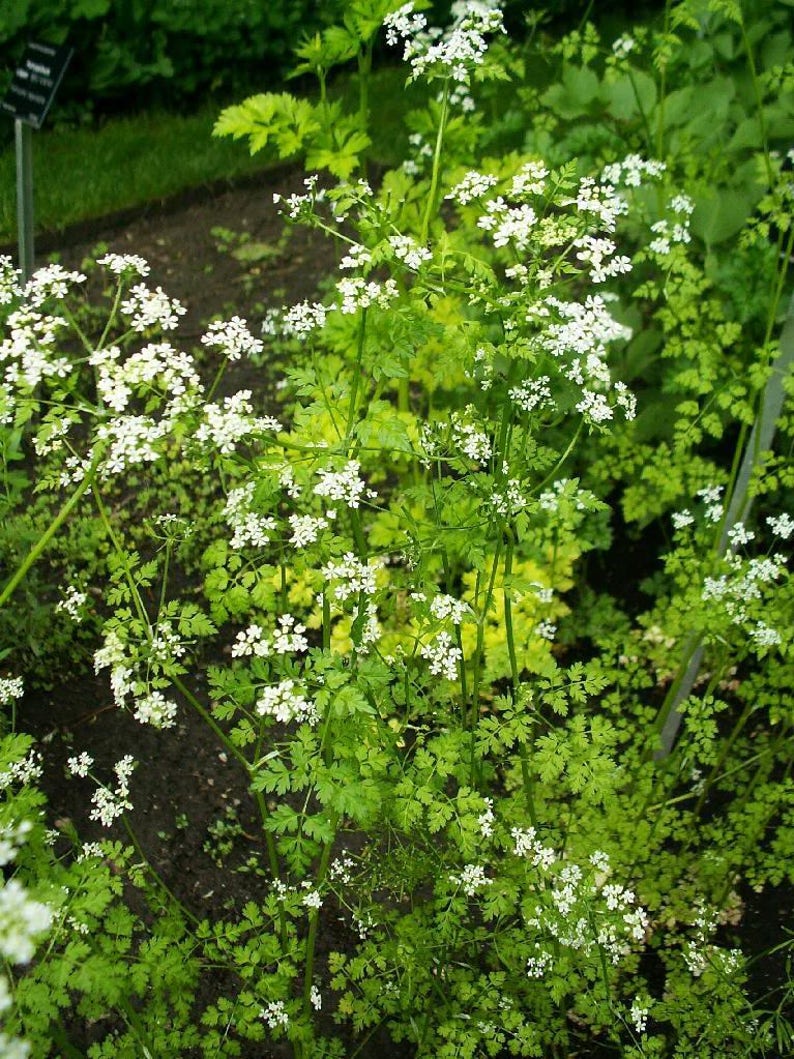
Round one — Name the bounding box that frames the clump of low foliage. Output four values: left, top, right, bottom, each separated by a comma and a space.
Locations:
1, 1, 793, 1057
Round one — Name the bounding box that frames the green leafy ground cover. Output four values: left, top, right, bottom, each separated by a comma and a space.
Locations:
1, 0, 794, 1056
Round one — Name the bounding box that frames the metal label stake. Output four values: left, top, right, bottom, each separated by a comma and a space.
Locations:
14, 118, 34, 281
2, 40, 73, 282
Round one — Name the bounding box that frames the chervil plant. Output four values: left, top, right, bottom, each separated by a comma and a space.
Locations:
1, 1, 793, 1056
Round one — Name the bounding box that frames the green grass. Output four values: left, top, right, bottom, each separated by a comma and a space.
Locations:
0, 67, 413, 244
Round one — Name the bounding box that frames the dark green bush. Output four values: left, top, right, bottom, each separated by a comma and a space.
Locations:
0, 0, 324, 126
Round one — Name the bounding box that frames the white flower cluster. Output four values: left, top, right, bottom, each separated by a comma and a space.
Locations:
277, 300, 328, 339
429, 593, 471, 625
509, 376, 553, 414
523, 851, 649, 975
388, 235, 433, 271
612, 35, 636, 59
89, 756, 136, 827
477, 197, 538, 251
575, 235, 632, 284
421, 631, 462, 680
0, 820, 32, 868
91, 340, 200, 412
647, 195, 694, 255
512, 826, 556, 869
335, 276, 399, 314
490, 478, 528, 517
384, 0, 505, 86
260, 999, 290, 1029
322, 553, 384, 601
538, 295, 635, 425
509, 161, 549, 197
0, 255, 22, 304
273, 174, 326, 220
701, 550, 787, 647
194, 390, 280, 455
288, 512, 329, 548
224, 482, 277, 550
538, 478, 591, 514
55, 584, 88, 621
338, 242, 373, 271
477, 797, 495, 838
0, 878, 53, 964
0, 750, 42, 791
768, 512, 794, 539
446, 169, 498, 205
93, 627, 180, 728
133, 690, 178, 728
1, 308, 71, 390
23, 263, 86, 307
0, 676, 24, 706
600, 154, 665, 189
231, 615, 308, 658
95, 414, 169, 478
453, 416, 492, 465
449, 862, 490, 896
119, 283, 186, 332
629, 996, 650, 1034
573, 177, 629, 232
301, 884, 323, 910
98, 252, 150, 277
256, 679, 318, 726
201, 316, 263, 361
313, 459, 368, 509
353, 599, 382, 650
66, 751, 94, 778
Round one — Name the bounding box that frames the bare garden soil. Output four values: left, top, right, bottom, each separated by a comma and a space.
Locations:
10, 172, 791, 1057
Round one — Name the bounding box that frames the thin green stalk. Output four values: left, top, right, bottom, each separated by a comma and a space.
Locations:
299, 820, 338, 1046
420, 82, 449, 246
468, 534, 503, 785
345, 309, 368, 440
504, 536, 537, 826
655, 0, 673, 161
0, 449, 102, 611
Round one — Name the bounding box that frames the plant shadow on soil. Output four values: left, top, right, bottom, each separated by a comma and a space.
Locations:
10, 172, 791, 1058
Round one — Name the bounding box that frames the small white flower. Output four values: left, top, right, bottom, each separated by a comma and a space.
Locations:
66, 752, 94, 778
260, 999, 289, 1029
0, 677, 24, 706
447, 170, 498, 205
301, 887, 323, 910
420, 631, 462, 680
98, 252, 150, 277
201, 316, 263, 361
133, 691, 178, 729
449, 863, 490, 896
629, 996, 649, 1034
767, 512, 794, 539
119, 284, 186, 332
313, 460, 367, 509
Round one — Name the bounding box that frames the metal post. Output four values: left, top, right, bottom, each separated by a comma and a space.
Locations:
15, 117, 34, 282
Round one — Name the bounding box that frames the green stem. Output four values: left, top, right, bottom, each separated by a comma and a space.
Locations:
345, 309, 368, 440
504, 535, 538, 826
420, 82, 450, 246
0, 449, 102, 611
300, 820, 338, 1034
